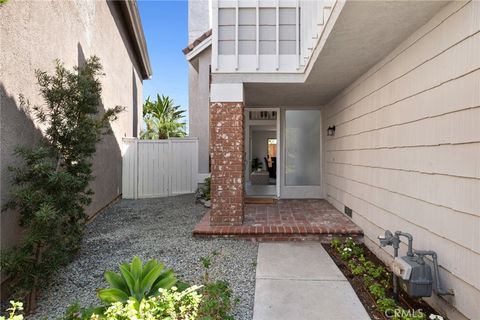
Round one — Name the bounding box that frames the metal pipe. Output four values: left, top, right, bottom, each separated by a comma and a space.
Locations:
379, 230, 453, 300
393, 245, 399, 301
414, 250, 454, 296
395, 231, 414, 257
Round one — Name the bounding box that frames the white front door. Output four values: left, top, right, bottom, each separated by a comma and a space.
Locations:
280, 109, 323, 198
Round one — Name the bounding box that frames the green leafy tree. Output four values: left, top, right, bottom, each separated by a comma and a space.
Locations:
0, 57, 123, 310
141, 94, 186, 139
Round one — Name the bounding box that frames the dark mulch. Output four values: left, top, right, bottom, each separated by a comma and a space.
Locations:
323, 243, 444, 320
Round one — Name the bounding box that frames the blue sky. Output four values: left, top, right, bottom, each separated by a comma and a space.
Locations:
138, 0, 189, 127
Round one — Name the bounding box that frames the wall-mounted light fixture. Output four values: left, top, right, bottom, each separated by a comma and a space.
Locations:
327, 125, 336, 136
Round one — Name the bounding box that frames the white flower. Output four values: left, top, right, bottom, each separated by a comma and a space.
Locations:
429, 315, 443, 320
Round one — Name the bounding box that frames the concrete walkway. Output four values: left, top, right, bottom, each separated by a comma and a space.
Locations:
252, 242, 370, 320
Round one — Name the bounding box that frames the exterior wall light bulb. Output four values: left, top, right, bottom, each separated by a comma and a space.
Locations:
327, 125, 336, 136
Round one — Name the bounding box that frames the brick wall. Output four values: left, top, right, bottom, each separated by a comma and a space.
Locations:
209, 102, 244, 225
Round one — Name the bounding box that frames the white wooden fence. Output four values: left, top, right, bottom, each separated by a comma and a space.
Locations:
122, 138, 198, 199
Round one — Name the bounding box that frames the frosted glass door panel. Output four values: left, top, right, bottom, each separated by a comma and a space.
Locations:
285, 110, 321, 186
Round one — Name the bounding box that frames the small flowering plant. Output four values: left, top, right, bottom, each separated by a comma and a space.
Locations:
333, 237, 364, 260
429, 314, 444, 320
341, 246, 354, 260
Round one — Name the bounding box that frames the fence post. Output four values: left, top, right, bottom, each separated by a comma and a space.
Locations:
134, 138, 139, 199
168, 139, 172, 197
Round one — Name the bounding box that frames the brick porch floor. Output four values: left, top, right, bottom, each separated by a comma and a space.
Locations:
193, 199, 363, 241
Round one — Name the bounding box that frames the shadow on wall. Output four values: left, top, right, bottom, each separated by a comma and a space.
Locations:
132, 66, 138, 137
0, 44, 124, 292
106, 0, 141, 136
0, 82, 41, 297
78, 42, 86, 68
75, 43, 123, 220
106, 1, 142, 77
0, 82, 46, 247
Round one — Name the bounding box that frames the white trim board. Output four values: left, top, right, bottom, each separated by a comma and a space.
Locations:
186, 37, 212, 61
197, 173, 211, 184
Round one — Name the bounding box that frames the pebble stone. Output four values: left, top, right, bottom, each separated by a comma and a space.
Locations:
28, 194, 258, 320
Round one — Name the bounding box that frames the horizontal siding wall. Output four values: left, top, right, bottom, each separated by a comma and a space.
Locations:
322, 1, 480, 319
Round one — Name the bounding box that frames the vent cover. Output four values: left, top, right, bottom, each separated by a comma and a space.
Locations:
344, 206, 352, 218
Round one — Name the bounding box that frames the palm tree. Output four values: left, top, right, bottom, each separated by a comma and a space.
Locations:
141, 94, 187, 139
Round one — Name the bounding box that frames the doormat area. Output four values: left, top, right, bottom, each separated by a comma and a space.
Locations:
244, 197, 276, 204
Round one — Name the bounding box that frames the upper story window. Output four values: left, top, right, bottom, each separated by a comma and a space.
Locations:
213, 0, 334, 72
259, 8, 276, 54
279, 8, 297, 54
217, 6, 298, 56
218, 8, 235, 54
239, 8, 256, 54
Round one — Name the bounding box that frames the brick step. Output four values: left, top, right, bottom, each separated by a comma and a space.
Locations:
193, 211, 363, 242
193, 232, 363, 243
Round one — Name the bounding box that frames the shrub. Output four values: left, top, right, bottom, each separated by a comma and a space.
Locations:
97, 256, 177, 304
197, 251, 237, 320
102, 286, 201, 320
330, 238, 341, 252
63, 286, 202, 320
198, 281, 236, 320
0, 57, 123, 308
348, 260, 365, 276
63, 253, 238, 320
62, 303, 103, 320
0, 301, 24, 320
203, 177, 211, 201
376, 297, 396, 313
340, 247, 354, 260
369, 283, 386, 300
196, 178, 211, 202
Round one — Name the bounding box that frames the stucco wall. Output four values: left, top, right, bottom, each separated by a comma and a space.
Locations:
0, 0, 143, 251
188, 48, 212, 176
188, 0, 211, 42
322, 2, 479, 319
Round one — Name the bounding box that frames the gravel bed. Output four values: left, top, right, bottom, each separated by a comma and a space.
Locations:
29, 194, 258, 320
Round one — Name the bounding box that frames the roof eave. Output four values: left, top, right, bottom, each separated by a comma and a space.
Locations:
185, 36, 212, 62
118, 1, 152, 80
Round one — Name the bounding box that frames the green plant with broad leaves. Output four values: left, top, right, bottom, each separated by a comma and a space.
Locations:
97, 256, 177, 304
141, 94, 186, 139
62, 253, 240, 320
